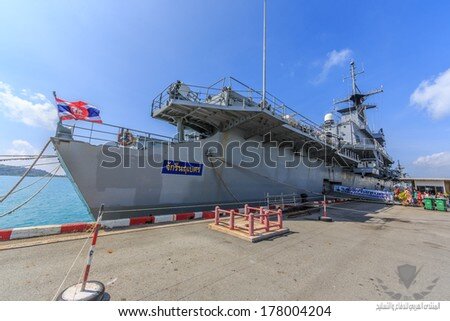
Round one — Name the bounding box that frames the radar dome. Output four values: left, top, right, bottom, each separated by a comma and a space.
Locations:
324, 113, 334, 123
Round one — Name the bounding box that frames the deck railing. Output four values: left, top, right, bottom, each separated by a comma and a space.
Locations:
151, 77, 324, 134
55, 120, 176, 148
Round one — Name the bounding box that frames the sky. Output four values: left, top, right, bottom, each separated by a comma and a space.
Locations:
0, 0, 450, 177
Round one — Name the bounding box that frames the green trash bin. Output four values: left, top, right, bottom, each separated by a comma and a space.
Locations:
435, 198, 447, 212
423, 198, 434, 210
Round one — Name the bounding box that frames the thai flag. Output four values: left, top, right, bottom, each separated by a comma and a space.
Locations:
55, 96, 102, 123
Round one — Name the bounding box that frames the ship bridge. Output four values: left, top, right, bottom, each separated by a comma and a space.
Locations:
151, 77, 360, 166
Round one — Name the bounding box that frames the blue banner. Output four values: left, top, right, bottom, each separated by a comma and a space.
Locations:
333, 185, 393, 202
161, 160, 203, 176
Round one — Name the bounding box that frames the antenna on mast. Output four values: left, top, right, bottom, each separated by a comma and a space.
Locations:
348, 61, 364, 95
262, 0, 267, 110
334, 61, 383, 124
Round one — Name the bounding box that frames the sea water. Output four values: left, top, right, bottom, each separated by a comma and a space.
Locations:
0, 176, 92, 229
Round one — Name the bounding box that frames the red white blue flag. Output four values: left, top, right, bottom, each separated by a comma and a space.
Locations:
55, 96, 102, 123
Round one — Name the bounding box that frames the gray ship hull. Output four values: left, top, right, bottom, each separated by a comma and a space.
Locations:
52, 127, 389, 220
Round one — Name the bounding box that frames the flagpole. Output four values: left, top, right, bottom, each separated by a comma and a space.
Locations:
53, 91, 62, 126
262, 0, 267, 110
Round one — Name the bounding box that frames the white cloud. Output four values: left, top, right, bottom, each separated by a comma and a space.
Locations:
413, 151, 450, 167
410, 68, 450, 119
0, 81, 58, 130
5, 139, 38, 155
314, 49, 352, 84
30, 93, 47, 101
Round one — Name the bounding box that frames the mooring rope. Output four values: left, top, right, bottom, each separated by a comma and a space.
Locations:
51, 225, 96, 301
206, 155, 365, 206
0, 155, 57, 162
209, 158, 240, 202
0, 165, 61, 218
2, 165, 60, 197
0, 139, 52, 203
220, 157, 395, 206
28, 161, 61, 167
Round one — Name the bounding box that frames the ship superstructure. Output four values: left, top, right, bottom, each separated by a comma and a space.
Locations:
51, 61, 400, 219
151, 77, 361, 167
323, 61, 395, 179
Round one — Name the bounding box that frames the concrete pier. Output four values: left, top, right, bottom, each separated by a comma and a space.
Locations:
1, 202, 450, 300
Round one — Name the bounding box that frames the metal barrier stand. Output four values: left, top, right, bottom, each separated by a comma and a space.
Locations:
214, 205, 283, 237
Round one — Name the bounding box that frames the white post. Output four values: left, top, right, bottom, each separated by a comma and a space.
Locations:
81, 204, 104, 291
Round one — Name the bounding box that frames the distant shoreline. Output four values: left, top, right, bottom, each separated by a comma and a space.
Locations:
0, 174, 67, 178
0, 164, 65, 178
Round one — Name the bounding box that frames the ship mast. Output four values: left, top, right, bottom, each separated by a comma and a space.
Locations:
350, 61, 361, 96
334, 61, 383, 125
262, 0, 267, 110
396, 160, 407, 178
